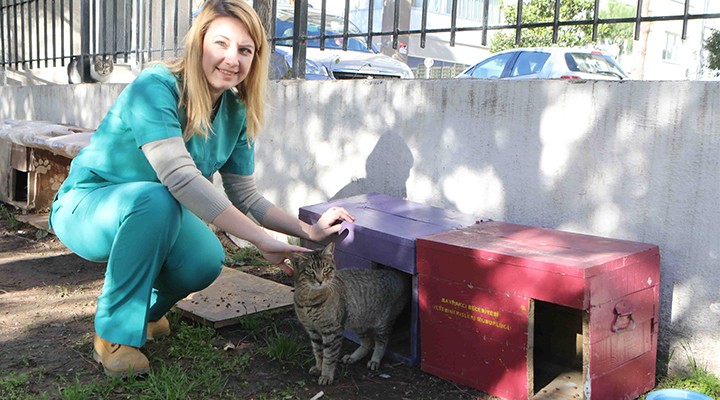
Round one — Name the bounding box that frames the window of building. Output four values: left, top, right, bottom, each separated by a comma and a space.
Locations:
412, 0, 501, 24
662, 32, 681, 62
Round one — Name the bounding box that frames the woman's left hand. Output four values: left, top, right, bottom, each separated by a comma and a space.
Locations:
309, 206, 355, 242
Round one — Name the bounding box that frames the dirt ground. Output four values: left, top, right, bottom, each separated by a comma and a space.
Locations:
0, 211, 497, 400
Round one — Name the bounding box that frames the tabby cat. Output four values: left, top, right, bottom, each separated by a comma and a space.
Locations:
67, 54, 114, 84
290, 242, 411, 385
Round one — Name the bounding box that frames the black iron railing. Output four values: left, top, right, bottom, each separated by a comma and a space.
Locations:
1, 0, 719, 79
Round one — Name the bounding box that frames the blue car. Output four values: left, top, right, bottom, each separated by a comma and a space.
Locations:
271, 6, 414, 80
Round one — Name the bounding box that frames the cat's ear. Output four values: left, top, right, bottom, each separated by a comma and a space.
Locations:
288, 252, 305, 267
321, 242, 335, 257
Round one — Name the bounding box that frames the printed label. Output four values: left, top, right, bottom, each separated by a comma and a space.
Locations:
433, 297, 511, 331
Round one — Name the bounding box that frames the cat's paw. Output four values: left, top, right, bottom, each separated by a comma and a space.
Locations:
318, 374, 334, 385
309, 366, 322, 376
341, 354, 358, 364
367, 360, 381, 370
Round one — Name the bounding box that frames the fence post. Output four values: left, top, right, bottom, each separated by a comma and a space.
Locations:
291, 0, 307, 79
80, 0, 91, 81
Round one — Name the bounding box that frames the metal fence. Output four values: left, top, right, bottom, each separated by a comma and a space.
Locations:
1, 0, 720, 79
0, 0, 195, 72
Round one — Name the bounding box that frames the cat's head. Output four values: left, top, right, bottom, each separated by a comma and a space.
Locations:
93, 55, 114, 74
289, 242, 336, 285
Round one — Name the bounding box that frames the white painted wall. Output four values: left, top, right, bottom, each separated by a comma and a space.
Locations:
1, 79, 718, 377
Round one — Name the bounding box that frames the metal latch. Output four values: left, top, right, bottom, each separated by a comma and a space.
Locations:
612, 300, 636, 333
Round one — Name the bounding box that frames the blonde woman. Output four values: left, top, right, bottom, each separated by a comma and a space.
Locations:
50, 0, 353, 377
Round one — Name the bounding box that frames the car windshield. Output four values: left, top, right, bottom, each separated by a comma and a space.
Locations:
275, 8, 374, 53
565, 52, 627, 78
468, 52, 514, 79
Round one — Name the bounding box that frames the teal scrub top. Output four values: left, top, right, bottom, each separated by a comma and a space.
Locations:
57, 64, 254, 197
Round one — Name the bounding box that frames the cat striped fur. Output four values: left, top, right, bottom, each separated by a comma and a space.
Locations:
290, 242, 410, 385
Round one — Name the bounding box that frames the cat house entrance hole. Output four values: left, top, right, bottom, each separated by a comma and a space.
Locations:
377, 263, 413, 361
340, 261, 413, 364
529, 300, 585, 399
12, 169, 28, 203
10, 143, 29, 205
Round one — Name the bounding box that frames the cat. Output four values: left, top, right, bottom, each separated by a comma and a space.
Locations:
289, 242, 411, 385
67, 54, 114, 84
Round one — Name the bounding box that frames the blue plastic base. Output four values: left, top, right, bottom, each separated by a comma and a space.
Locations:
646, 389, 713, 400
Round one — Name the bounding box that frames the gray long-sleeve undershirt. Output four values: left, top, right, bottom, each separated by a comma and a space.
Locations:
141, 136, 273, 224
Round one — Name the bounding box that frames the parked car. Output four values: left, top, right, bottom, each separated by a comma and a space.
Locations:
273, 6, 414, 80
456, 47, 628, 80
269, 47, 333, 80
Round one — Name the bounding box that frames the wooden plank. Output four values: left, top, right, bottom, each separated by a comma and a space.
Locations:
417, 221, 659, 278
174, 267, 294, 328
299, 193, 478, 274
531, 368, 584, 400
16, 213, 50, 232
587, 350, 657, 400
417, 245, 587, 309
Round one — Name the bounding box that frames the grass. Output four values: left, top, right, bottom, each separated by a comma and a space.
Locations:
0, 372, 42, 400
0, 315, 305, 400
4, 329, 718, 400
644, 343, 720, 399
260, 327, 308, 367
225, 245, 270, 267
0, 216, 307, 399
237, 312, 276, 338
0, 204, 20, 230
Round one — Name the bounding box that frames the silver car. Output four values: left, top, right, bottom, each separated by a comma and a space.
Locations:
274, 6, 414, 80
457, 47, 628, 80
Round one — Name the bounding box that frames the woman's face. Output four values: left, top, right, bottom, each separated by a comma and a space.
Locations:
202, 16, 255, 100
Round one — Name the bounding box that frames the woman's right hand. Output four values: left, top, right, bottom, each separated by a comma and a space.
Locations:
255, 238, 310, 275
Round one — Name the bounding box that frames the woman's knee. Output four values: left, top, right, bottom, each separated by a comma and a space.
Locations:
160, 223, 225, 293
190, 237, 224, 272
160, 249, 224, 294
190, 257, 224, 292
189, 238, 225, 289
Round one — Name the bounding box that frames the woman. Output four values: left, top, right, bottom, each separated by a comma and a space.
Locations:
49, 0, 353, 377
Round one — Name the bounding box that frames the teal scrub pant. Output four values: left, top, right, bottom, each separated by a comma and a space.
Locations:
49, 181, 225, 348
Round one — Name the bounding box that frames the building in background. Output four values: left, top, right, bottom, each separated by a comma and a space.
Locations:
621, 0, 720, 80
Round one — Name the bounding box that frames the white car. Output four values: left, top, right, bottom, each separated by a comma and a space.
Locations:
457, 47, 628, 80
274, 7, 414, 80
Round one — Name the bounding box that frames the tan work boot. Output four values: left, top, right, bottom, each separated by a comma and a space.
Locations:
146, 316, 171, 341
93, 334, 150, 377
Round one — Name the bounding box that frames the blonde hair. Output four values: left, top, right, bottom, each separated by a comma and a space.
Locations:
166, 0, 269, 141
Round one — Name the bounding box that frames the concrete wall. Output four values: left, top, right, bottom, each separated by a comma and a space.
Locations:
1, 79, 718, 376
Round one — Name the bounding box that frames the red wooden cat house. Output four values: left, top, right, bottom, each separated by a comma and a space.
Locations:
416, 221, 660, 400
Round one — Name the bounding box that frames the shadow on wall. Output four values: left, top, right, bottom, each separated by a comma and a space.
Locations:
332, 131, 414, 200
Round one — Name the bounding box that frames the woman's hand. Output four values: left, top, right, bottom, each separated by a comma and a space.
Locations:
309, 206, 355, 242
255, 237, 309, 276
